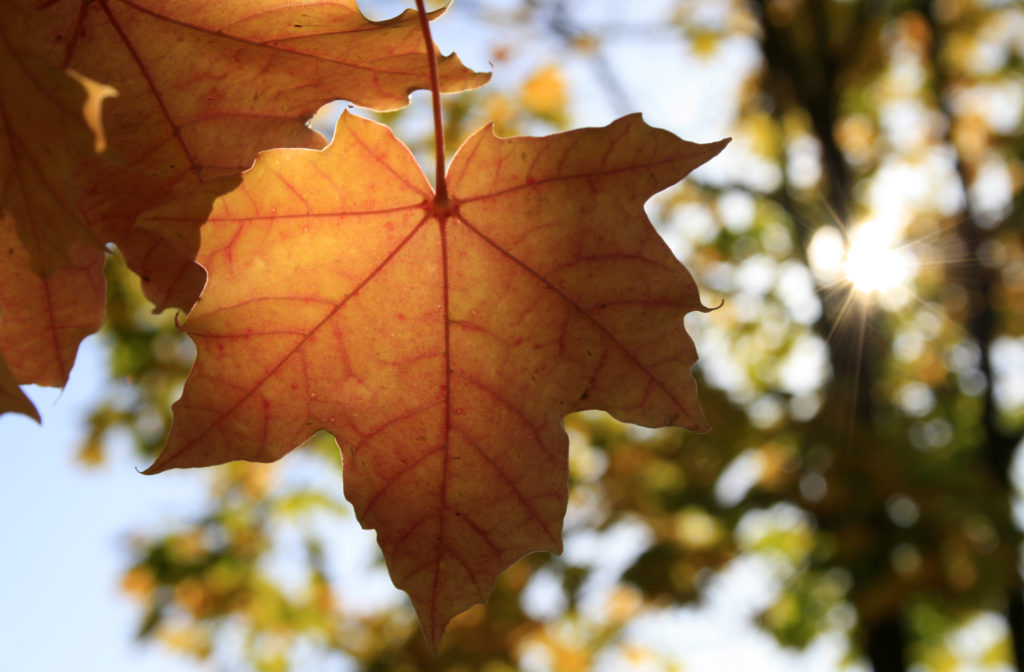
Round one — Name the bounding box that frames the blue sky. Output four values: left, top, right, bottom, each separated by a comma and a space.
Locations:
0, 337, 203, 671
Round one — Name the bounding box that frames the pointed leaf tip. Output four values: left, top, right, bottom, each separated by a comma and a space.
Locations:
0, 354, 40, 422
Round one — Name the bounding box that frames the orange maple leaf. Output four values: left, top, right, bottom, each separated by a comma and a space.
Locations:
0, 0, 485, 419
1, 0, 110, 416
37, 0, 489, 311
142, 112, 727, 648
0, 0, 110, 274
0, 223, 105, 389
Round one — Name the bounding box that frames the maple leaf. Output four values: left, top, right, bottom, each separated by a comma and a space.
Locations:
0, 222, 106, 388
36, 0, 489, 311
0, 0, 485, 419
0, 0, 112, 274
0, 0, 110, 417
141, 111, 727, 648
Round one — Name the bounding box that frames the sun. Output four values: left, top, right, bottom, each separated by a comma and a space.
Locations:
843, 220, 915, 295
808, 216, 918, 306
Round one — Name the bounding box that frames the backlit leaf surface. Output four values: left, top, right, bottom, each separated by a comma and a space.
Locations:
0, 223, 105, 388
38, 0, 489, 310
0, 0, 105, 274
0, 0, 109, 414
143, 112, 727, 648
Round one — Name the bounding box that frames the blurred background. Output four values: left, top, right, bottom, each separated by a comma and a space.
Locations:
2, 0, 1023, 670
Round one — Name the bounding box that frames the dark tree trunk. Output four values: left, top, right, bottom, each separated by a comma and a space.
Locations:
867, 613, 909, 672
754, 3, 908, 670
1010, 589, 1024, 672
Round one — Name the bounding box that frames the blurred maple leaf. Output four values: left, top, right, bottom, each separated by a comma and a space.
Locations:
0, 0, 485, 419
141, 111, 726, 647
0, 0, 111, 414
520, 64, 569, 125
37, 0, 489, 311
0, 0, 113, 273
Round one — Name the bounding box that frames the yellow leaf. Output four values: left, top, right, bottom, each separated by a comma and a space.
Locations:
521, 65, 569, 124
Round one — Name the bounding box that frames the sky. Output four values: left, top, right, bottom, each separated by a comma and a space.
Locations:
0, 337, 203, 672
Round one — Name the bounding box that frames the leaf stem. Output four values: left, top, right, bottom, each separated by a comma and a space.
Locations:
414, 0, 448, 206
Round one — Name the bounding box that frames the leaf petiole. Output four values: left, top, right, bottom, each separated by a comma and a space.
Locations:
414, 0, 449, 208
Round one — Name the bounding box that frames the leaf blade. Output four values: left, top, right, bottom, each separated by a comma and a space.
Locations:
144, 112, 727, 650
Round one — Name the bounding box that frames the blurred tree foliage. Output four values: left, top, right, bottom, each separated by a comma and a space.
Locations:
78, 0, 1024, 670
